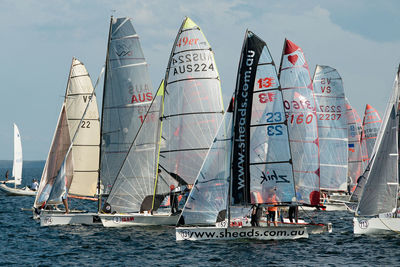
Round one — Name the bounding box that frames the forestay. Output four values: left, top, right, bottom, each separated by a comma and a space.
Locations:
100, 17, 154, 194
13, 123, 22, 186
279, 39, 320, 206
356, 70, 400, 216
65, 58, 100, 197
360, 104, 381, 163
345, 99, 366, 190
312, 65, 348, 192
104, 81, 164, 213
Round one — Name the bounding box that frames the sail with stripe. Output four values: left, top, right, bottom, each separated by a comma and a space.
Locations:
65, 58, 100, 197
279, 39, 320, 206
104, 17, 224, 214
100, 17, 154, 195
360, 104, 381, 163
356, 68, 400, 216
312, 65, 348, 192
345, 99, 366, 191
13, 123, 23, 186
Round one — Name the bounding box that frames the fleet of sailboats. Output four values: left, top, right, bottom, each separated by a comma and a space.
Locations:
0, 14, 393, 238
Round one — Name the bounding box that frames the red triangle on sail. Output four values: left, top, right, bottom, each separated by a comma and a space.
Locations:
309, 191, 320, 206
284, 39, 300, 55
288, 55, 298, 65
365, 104, 372, 110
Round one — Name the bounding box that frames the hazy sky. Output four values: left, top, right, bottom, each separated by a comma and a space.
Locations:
1, 0, 399, 160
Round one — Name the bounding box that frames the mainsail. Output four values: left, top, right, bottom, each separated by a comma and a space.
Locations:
13, 123, 23, 186
104, 17, 224, 213
360, 104, 382, 163
100, 17, 154, 194
231, 31, 295, 206
312, 65, 348, 192
279, 39, 320, 206
345, 98, 366, 190
180, 31, 296, 225
356, 69, 400, 216
65, 58, 100, 197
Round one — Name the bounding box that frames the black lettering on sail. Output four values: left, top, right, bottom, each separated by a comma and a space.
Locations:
231, 32, 264, 205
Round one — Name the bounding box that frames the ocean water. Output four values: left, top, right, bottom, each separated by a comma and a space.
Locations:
1, 162, 399, 266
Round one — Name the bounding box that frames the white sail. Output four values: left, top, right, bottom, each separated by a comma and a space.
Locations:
104, 17, 224, 214
12, 123, 23, 186
65, 58, 100, 197
34, 105, 73, 207
312, 65, 348, 192
279, 39, 320, 206
100, 17, 154, 194
356, 69, 400, 216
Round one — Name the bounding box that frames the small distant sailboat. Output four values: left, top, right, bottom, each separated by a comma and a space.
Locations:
353, 65, 400, 234
0, 124, 36, 196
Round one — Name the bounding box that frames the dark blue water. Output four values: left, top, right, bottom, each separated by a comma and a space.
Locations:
1, 162, 399, 266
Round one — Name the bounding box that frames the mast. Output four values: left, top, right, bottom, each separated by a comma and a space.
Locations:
97, 16, 113, 212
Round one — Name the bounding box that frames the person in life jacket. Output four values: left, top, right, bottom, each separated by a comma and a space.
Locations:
266, 187, 279, 227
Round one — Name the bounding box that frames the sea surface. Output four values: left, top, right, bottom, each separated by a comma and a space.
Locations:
1, 161, 399, 266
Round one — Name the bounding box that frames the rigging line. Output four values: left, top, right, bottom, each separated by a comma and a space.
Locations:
172, 47, 212, 56
253, 87, 280, 93
167, 76, 219, 85
161, 111, 223, 120
160, 147, 209, 153
249, 121, 286, 127
249, 160, 292, 166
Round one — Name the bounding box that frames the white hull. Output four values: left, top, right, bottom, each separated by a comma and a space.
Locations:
100, 213, 179, 227
0, 183, 36, 196
259, 219, 332, 234
176, 226, 308, 241
301, 202, 348, 211
40, 212, 101, 226
353, 217, 400, 235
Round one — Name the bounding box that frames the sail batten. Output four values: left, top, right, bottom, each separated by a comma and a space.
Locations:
312, 65, 348, 192
99, 17, 154, 195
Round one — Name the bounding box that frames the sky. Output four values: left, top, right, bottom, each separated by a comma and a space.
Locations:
0, 0, 399, 160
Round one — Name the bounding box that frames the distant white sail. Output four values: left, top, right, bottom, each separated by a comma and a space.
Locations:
13, 123, 23, 186
313, 65, 348, 192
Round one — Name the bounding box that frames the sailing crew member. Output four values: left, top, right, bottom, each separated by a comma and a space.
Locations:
251, 205, 262, 227
169, 185, 179, 214
31, 179, 39, 191
4, 170, 9, 182
267, 187, 279, 227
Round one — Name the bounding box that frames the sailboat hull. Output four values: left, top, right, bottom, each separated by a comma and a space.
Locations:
176, 226, 309, 241
0, 183, 36, 196
40, 212, 101, 226
100, 213, 179, 227
353, 217, 400, 235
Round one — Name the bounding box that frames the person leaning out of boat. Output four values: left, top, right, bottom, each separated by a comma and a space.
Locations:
169, 185, 179, 214
266, 187, 279, 227
30, 179, 39, 191
1, 170, 9, 183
